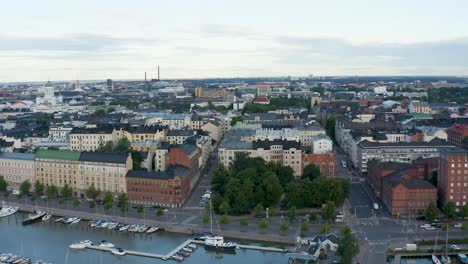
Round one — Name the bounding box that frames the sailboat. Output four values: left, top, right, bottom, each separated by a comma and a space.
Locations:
441, 225, 451, 264
432, 231, 442, 264
204, 201, 237, 253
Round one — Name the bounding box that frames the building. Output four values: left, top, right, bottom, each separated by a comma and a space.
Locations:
123, 125, 167, 143
409, 100, 432, 114
381, 170, 437, 216
78, 152, 132, 196
49, 126, 73, 142
446, 124, 468, 148
253, 97, 270, 105
302, 151, 336, 177
311, 134, 333, 154
438, 148, 468, 208
35, 83, 63, 106
106, 79, 113, 90
166, 130, 194, 145
0, 153, 36, 190
357, 139, 454, 175
70, 126, 115, 151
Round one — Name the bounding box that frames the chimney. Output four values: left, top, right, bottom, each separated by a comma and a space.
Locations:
158, 66, 160, 81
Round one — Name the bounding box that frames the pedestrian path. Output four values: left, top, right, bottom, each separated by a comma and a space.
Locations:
368, 240, 388, 247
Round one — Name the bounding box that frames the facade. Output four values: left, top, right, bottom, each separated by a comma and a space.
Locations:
49, 126, 73, 142
70, 126, 115, 151
381, 170, 437, 216
357, 139, 454, 175
0, 153, 36, 190
302, 151, 336, 177
446, 124, 468, 148
438, 148, 468, 208
166, 130, 194, 145
311, 134, 333, 154
122, 126, 167, 143
409, 100, 432, 114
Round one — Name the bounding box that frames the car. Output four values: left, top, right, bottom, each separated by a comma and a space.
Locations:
454, 223, 463, 228
162, 208, 169, 212
416, 215, 427, 221
430, 223, 442, 228
424, 226, 436, 231
449, 244, 461, 250
420, 224, 431, 229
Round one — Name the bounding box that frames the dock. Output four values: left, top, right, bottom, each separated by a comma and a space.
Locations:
391, 251, 468, 264
84, 239, 288, 261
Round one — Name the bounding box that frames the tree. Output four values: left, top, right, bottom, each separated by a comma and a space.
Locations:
115, 137, 130, 152
85, 184, 100, 200
0, 176, 7, 192
19, 180, 31, 196
156, 208, 164, 216
425, 202, 438, 222
288, 206, 297, 222
118, 193, 128, 213
89, 201, 96, 208
30, 195, 36, 202
131, 151, 143, 170
280, 223, 289, 233
230, 116, 243, 127
442, 223, 449, 231
219, 200, 230, 215
322, 201, 336, 221
309, 212, 317, 222
240, 218, 248, 227
202, 214, 210, 225
137, 205, 144, 214
34, 180, 44, 196
94, 109, 106, 117
259, 172, 283, 207
103, 191, 113, 211
302, 164, 321, 181
300, 222, 309, 232
61, 184, 73, 200
461, 204, 468, 218
219, 214, 230, 225
46, 185, 58, 198
325, 117, 336, 142
253, 203, 265, 218
98, 141, 114, 151
258, 219, 269, 229
338, 226, 359, 264
444, 202, 456, 219
321, 223, 330, 234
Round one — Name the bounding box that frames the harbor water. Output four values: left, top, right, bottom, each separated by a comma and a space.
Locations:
0, 213, 287, 264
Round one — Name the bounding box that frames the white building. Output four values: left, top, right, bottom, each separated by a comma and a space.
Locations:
49, 126, 73, 142
311, 134, 333, 154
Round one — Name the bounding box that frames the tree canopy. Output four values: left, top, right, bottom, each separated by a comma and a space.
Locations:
19, 180, 31, 195
338, 226, 359, 264
286, 176, 349, 208
0, 176, 7, 192
425, 202, 438, 221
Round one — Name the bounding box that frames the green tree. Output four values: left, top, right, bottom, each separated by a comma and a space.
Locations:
219, 214, 230, 225
325, 117, 336, 142
89, 201, 96, 208
98, 141, 114, 151
137, 205, 144, 214
300, 222, 309, 232
322, 201, 336, 221
309, 212, 317, 222
30, 195, 36, 202
280, 223, 289, 233
302, 164, 321, 181
461, 204, 468, 218
253, 203, 265, 218
61, 183, 73, 200
85, 184, 100, 200
425, 202, 438, 222
34, 180, 44, 196
46, 185, 58, 198
338, 226, 359, 264
94, 109, 106, 117
131, 151, 143, 170
211, 164, 229, 194
219, 200, 230, 215
118, 193, 128, 213
259, 172, 283, 207
240, 218, 248, 227
288, 206, 297, 222
321, 223, 330, 234
103, 191, 114, 211
286, 181, 303, 208
258, 219, 269, 229
156, 208, 164, 216
115, 137, 130, 152
19, 180, 31, 196
444, 201, 456, 219
202, 214, 210, 225
442, 223, 449, 231
230, 116, 243, 127
0, 176, 7, 192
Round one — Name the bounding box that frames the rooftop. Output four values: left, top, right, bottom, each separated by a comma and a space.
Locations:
36, 149, 81, 161
0, 152, 36, 160
79, 151, 129, 164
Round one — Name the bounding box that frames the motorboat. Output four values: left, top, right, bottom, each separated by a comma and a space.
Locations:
68, 242, 86, 250
146, 227, 159, 234
111, 247, 126, 256
98, 240, 115, 248
182, 247, 193, 253
41, 214, 52, 221
79, 240, 93, 246
22, 211, 46, 225
171, 254, 184, 261
458, 254, 468, 264
194, 232, 213, 241
107, 222, 118, 230
433, 255, 442, 264
204, 235, 237, 252
441, 254, 451, 264
54, 217, 64, 223
64, 217, 79, 224
178, 251, 190, 257
188, 244, 197, 249
137, 226, 149, 233
0, 202, 19, 218
119, 225, 130, 231
70, 218, 81, 224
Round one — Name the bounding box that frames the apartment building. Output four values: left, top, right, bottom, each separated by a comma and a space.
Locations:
438, 148, 468, 208
48, 126, 73, 142
122, 126, 167, 143
0, 153, 36, 189
70, 126, 115, 151
446, 124, 468, 148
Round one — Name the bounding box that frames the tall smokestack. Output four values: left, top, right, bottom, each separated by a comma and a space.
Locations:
158, 66, 160, 81
145, 72, 147, 82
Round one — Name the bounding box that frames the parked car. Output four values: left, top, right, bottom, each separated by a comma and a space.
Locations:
420, 224, 431, 229
424, 226, 436, 231
454, 223, 463, 228
450, 245, 460, 250
430, 223, 442, 228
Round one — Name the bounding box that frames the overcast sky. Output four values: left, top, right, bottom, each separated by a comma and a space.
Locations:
1, 0, 468, 82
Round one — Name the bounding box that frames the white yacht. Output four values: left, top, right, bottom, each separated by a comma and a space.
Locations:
98, 240, 115, 248
70, 218, 81, 224
0, 202, 19, 218
111, 247, 126, 256
68, 243, 86, 250
42, 214, 52, 221
204, 201, 237, 253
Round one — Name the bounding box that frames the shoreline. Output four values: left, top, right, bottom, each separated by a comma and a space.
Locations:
7, 202, 296, 245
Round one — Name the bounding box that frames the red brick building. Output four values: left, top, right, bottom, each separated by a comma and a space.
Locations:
446, 124, 468, 148
302, 151, 336, 177
438, 148, 468, 208
381, 170, 437, 216
126, 144, 201, 207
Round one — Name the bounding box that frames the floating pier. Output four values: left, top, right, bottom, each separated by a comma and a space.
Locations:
84, 239, 288, 261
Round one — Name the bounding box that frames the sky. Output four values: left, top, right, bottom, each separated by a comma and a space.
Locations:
1, 0, 468, 82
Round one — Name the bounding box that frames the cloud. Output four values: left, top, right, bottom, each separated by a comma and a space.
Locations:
0, 33, 155, 52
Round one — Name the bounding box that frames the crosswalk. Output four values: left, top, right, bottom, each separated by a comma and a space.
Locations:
368, 240, 388, 247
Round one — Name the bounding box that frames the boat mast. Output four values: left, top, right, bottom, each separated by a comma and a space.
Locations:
210, 200, 213, 235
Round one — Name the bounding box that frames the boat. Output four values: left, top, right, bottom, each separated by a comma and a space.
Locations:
204, 201, 237, 253
68, 243, 86, 250
137, 226, 149, 233
146, 227, 159, 234
171, 254, 184, 261
178, 251, 190, 257
41, 214, 52, 221
98, 240, 115, 248
22, 211, 46, 225
54, 217, 64, 223
119, 225, 130, 231
188, 244, 197, 249
194, 232, 213, 241
441, 254, 451, 264
182, 247, 193, 253
110, 247, 126, 256
79, 240, 93, 246
70, 218, 81, 224
0, 202, 19, 218
89, 220, 101, 227
107, 222, 118, 230
432, 255, 442, 264
458, 254, 468, 264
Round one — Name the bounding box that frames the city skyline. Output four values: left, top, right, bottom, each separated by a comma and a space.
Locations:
1, 0, 468, 82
